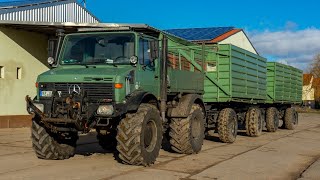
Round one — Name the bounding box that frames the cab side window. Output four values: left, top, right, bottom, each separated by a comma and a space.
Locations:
139, 38, 153, 67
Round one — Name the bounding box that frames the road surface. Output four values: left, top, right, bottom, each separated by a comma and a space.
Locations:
0, 113, 320, 180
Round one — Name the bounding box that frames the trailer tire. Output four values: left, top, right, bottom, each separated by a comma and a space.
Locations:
266, 107, 279, 132
217, 108, 238, 143
169, 104, 205, 154
246, 108, 263, 137
31, 118, 77, 160
284, 108, 298, 130
116, 104, 162, 166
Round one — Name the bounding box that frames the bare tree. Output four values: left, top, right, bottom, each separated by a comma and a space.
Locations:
309, 54, 320, 78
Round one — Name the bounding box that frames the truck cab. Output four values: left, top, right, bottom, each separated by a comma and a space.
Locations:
26, 24, 206, 166
33, 31, 160, 124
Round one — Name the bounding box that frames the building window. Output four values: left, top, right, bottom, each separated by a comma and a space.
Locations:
17, 67, 22, 80
0, 66, 4, 78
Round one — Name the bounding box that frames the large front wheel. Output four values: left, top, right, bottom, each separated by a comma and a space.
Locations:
31, 118, 77, 160
116, 104, 162, 166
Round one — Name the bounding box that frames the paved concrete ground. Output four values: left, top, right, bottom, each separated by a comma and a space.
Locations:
299, 158, 320, 180
0, 113, 320, 180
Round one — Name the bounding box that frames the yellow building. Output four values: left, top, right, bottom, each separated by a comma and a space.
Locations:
302, 74, 320, 109
0, 0, 99, 128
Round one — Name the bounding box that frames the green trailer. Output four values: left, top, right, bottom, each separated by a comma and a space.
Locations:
202, 44, 300, 141
204, 44, 267, 103
267, 62, 303, 104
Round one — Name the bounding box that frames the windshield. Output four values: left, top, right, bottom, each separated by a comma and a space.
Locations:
60, 33, 135, 65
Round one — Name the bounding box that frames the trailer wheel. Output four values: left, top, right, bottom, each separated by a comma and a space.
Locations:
31, 118, 77, 160
116, 104, 162, 166
266, 107, 279, 132
217, 108, 238, 143
169, 104, 205, 154
246, 108, 263, 137
284, 108, 298, 130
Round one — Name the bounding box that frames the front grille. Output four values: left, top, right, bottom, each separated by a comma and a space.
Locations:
40, 83, 114, 102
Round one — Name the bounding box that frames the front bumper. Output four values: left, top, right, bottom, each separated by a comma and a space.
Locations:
26, 96, 77, 123
26, 95, 127, 120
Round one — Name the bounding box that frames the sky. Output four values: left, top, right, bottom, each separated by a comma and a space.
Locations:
82, 0, 320, 71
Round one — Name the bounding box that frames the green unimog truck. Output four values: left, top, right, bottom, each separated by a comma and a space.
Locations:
26, 24, 206, 166
26, 24, 302, 166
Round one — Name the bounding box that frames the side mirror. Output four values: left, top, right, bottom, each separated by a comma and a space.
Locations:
150, 40, 159, 60
47, 39, 57, 66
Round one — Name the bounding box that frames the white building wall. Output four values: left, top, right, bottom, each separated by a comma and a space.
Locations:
220, 31, 257, 54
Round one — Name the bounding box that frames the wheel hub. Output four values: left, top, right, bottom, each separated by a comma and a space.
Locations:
144, 120, 157, 152
191, 117, 201, 140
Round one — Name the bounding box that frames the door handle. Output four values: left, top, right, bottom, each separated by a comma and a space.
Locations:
154, 75, 159, 79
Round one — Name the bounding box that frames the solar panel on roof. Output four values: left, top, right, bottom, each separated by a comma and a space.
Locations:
165, 27, 234, 41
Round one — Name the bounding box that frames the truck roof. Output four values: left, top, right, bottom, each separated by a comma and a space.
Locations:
76, 23, 190, 43
77, 23, 161, 37
0, 20, 192, 44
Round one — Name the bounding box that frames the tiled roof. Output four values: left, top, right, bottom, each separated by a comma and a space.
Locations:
303, 74, 313, 86
210, 29, 242, 43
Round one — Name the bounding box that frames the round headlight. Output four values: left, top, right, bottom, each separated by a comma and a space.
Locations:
130, 56, 138, 64
47, 57, 55, 65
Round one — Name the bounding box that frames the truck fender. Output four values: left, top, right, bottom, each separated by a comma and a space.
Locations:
126, 91, 159, 112
167, 94, 205, 118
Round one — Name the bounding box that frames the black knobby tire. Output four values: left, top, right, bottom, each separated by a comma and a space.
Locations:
116, 104, 162, 166
169, 104, 205, 154
266, 107, 279, 132
217, 108, 238, 143
284, 108, 298, 130
246, 108, 263, 137
31, 118, 77, 160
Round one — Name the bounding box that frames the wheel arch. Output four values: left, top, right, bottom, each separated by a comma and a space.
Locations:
126, 91, 159, 112
167, 94, 205, 118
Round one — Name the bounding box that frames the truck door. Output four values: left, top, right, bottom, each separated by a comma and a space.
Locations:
136, 37, 160, 98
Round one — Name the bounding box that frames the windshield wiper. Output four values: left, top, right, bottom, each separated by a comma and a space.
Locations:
79, 60, 118, 67
93, 58, 118, 67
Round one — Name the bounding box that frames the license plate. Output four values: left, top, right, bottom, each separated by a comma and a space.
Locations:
40, 90, 53, 97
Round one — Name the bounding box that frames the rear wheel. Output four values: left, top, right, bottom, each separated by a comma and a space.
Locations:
169, 104, 205, 154
217, 108, 238, 143
246, 108, 263, 137
284, 108, 298, 130
266, 107, 279, 132
31, 118, 77, 160
116, 104, 162, 166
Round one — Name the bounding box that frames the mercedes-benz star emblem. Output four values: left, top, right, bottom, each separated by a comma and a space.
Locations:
68, 84, 81, 94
